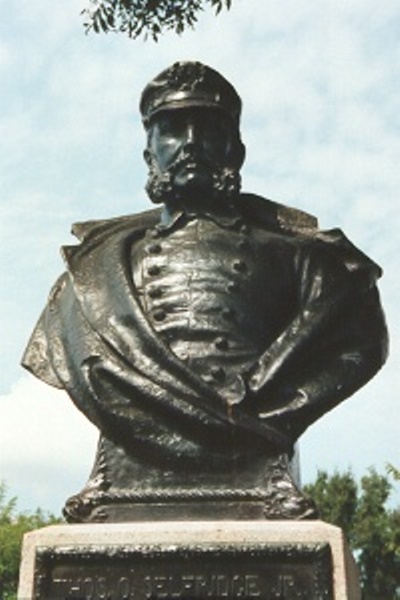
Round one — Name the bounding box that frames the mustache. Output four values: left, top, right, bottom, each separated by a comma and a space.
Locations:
166, 151, 215, 174
146, 152, 241, 204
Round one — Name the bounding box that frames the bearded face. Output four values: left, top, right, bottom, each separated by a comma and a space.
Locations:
144, 107, 245, 207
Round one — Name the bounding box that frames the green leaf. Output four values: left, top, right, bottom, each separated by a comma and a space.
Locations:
81, 0, 235, 39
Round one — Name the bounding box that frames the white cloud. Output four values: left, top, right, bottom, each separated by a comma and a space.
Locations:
0, 376, 98, 514
0, 41, 12, 72
301, 366, 399, 485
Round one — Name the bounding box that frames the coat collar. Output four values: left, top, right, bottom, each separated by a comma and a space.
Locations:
158, 200, 242, 231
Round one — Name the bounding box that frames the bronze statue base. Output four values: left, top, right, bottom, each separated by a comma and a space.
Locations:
63, 435, 317, 523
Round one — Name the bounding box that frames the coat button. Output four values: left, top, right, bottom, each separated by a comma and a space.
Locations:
227, 281, 240, 293
232, 259, 247, 273
148, 264, 161, 276
175, 348, 188, 361
211, 366, 226, 381
148, 243, 162, 254
148, 287, 162, 299
215, 337, 229, 351
153, 308, 166, 321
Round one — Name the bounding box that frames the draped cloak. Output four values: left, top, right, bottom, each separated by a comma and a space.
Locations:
22, 194, 388, 467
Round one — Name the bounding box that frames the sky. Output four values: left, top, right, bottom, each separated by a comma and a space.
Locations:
1, 0, 399, 516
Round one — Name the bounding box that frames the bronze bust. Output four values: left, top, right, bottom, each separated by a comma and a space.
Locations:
22, 62, 388, 523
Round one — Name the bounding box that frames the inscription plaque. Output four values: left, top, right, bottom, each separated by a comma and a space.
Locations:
33, 543, 333, 599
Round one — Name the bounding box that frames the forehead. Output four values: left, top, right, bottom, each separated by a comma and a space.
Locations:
147, 106, 236, 132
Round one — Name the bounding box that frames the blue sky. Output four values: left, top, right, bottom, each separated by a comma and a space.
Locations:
1, 0, 399, 514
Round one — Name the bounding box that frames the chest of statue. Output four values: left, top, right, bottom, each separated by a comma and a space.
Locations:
131, 217, 298, 397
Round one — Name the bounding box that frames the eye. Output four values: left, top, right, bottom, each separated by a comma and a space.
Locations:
155, 113, 183, 137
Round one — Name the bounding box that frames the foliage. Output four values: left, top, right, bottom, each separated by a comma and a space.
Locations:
387, 462, 400, 482
81, 0, 233, 40
0, 481, 62, 600
304, 468, 400, 599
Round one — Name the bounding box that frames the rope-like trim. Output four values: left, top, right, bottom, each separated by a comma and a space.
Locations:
98, 487, 273, 503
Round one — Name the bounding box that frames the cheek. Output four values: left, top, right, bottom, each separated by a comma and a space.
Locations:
202, 141, 234, 168
151, 137, 180, 169
204, 139, 229, 160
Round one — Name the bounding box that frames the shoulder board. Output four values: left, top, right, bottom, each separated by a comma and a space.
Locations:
71, 207, 161, 242
240, 193, 318, 234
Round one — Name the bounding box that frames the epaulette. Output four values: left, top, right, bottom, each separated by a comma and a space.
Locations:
71, 207, 161, 243
240, 193, 318, 235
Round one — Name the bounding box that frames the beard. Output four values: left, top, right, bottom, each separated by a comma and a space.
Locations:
145, 151, 241, 206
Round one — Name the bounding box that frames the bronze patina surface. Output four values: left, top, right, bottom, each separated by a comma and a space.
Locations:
22, 62, 388, 523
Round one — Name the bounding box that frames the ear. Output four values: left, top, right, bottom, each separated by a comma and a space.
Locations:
231, 140, 245, 170
143, 148, 152, 166
236, 141, 246, 169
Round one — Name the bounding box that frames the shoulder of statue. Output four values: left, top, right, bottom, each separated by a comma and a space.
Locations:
313, 227, 383, 280
71, 207, 162, 243
239, 194, 382, 279
239, 193, 319, 234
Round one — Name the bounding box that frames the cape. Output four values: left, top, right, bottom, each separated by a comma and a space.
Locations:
22, 194, 388, 463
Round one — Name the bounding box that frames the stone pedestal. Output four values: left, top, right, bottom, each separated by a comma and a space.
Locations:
19, 521, 360, 599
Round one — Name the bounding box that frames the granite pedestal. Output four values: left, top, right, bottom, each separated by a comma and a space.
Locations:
19, 521, 360, 599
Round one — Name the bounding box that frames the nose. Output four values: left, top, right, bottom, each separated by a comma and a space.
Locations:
183, 123, 197, 150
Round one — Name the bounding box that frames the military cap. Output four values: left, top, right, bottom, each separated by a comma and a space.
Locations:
140, 61, 242, 128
